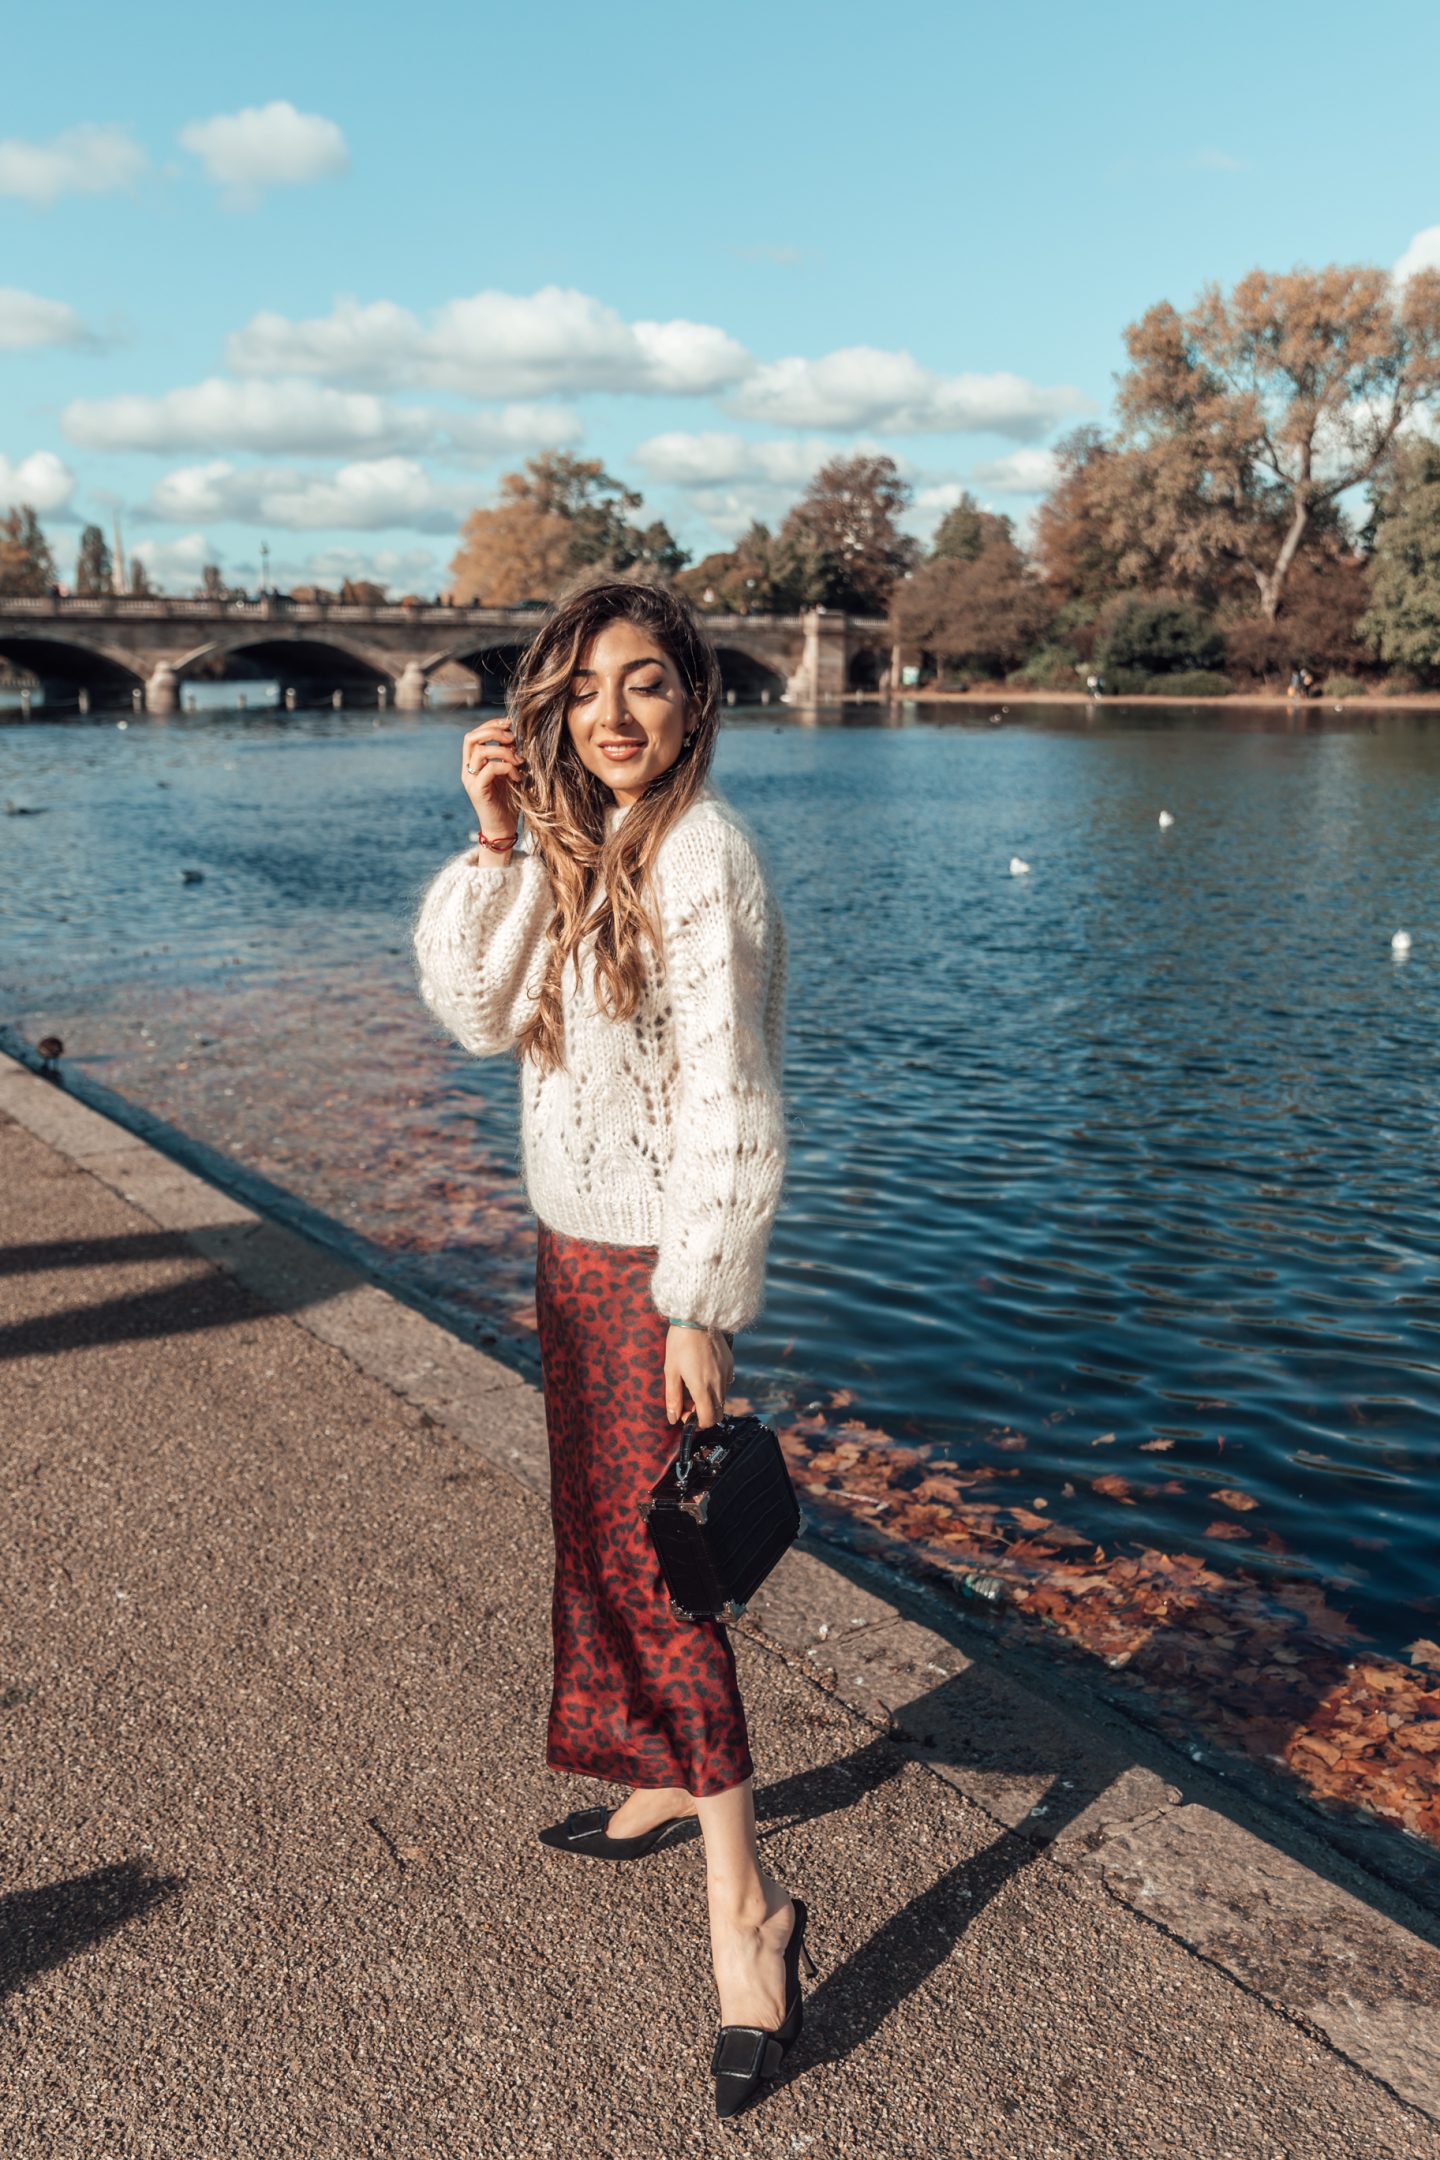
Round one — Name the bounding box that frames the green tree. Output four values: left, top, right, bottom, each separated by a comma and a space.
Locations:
1360, 439, 1440, 679
778, 454, 919, 614
930, 491, 1012, 563
0, 505, 57, 595
1096, 595, 1225, 679
74, 523, 113, 595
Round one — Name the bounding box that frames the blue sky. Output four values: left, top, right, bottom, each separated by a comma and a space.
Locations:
5, 0, 1439, 594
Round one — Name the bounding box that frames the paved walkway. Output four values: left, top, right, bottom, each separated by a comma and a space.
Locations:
3, 1059, 1439, 2159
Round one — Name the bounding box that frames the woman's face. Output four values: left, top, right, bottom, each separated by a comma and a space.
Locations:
564, 617, 691, 806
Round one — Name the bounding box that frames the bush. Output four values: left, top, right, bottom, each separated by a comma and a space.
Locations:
1145, 670, 1233, 698
1382, 672, 1427, 697
1097, 595, 1225, 679
1007, 644, 1081, 690
1100, 666, 1152, 696
1323, 674, 1370, 700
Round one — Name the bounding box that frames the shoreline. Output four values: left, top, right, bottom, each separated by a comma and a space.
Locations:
869, 686, 1440, 710
2, 1025, 1434, 1885
7, 1054, 1440, 2142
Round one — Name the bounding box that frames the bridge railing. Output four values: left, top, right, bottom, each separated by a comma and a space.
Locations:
0, 595, 888, 646
0, 595, 528, 626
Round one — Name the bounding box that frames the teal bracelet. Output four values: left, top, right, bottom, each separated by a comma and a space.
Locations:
669, 1316, 735, 1345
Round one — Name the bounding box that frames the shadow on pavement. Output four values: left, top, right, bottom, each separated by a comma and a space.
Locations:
754, 1728, 1092, 2081
0, 1226, 341, 1356
0, 1859, 184, 2002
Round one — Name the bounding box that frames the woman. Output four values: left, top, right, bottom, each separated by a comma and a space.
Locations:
411, 577, 811, 2118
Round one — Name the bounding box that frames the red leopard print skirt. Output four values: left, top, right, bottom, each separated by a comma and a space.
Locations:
534, 1220, 753, 1799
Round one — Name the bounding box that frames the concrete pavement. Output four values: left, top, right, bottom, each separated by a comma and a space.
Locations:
3, 1053, 1439, 2159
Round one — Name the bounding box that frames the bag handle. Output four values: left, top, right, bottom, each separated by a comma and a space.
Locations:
675, 1410, 732, 1493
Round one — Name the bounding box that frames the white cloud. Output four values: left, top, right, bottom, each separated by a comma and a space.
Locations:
145, 456, 472, 533
677, 485, 817, 542
64, 376, 581, 462
1192, 148, 1247, 173
1395, 225, 1440, 283
64, 377, 433, 456
0, 450, 76, 513
302, 545, 439, 589
632, 431, 845, 487
227, 286, 752, 398
0, 124, 147, 208
179, 101, 348, 208
0, 287, 96, 351
442, 402, 584, 456
969, 447, 1061, 494
727, 347, 1091, 440
909, 481, 975, 518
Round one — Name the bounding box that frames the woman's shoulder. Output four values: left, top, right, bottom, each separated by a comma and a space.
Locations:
657, 783, 771, 887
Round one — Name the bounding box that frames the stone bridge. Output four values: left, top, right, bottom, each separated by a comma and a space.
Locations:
0, 596, 892, 713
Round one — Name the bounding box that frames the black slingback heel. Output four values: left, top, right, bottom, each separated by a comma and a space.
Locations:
536, 1804, 700, 1860
711, 1896, 815, 2120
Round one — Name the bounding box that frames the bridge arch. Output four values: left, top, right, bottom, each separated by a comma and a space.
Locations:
421, 640, 528, 705
172, 631, 395, 694
712, 646, 787, 702
0, 633, 145, 709
847, 643, 887, 692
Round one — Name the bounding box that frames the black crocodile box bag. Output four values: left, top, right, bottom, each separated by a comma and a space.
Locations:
640, 1411, 802, 1622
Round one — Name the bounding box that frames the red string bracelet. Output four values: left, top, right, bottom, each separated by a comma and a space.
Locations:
470, 828, 518, 853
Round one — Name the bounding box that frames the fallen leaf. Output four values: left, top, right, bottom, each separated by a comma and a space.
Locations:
1092, 1474, 1134, 1502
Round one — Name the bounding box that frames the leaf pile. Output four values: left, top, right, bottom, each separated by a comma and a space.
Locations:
764, 1392, 1440, 1850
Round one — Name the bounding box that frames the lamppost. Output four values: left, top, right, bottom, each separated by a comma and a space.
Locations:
259, 541, 270, 598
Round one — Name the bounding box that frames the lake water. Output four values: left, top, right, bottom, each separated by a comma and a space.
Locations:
4, 698, 1439, 1716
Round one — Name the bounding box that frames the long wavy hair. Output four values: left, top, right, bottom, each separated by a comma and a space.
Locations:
506, 576, 724, 1077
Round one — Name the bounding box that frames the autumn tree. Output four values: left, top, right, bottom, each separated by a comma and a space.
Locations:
1225, 548, 1372, 684
128, 557, 154, 596
449, 452, 688, 605
890, 526, 1054, 682
74, 524, 113, 596
1114, 264, 1440, 620
777, 454, 920, 614
340, 576, 387, 605
0, 505, 57, 596
1359, 438, 1440, 679
1033, 427, 1168, 607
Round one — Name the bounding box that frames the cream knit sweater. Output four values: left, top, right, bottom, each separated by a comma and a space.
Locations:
411, 779, 788, 1335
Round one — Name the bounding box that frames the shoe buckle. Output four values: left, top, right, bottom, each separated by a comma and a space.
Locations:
563, 1807, 610, 1841
712, 2026, 776, 2080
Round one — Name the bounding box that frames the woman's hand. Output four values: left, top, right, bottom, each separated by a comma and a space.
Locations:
665, 1325, 735, 1431
461, 716, 528, 836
